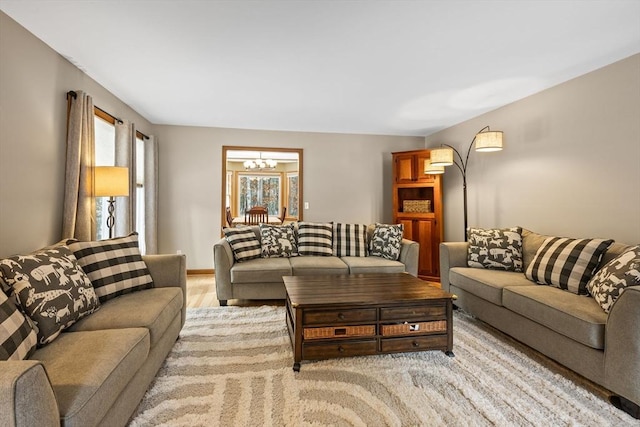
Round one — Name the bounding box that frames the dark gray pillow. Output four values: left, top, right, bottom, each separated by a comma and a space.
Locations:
369, 223, 404, 260
587, 245, 640, 313
467, 227, 523, 272
0, 246, 100, 345
259, 223, 298, 258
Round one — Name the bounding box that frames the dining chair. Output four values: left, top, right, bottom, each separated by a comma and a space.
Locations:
225, 207, 234, 227
244, 206, 268, 225
278, 206, 287, 224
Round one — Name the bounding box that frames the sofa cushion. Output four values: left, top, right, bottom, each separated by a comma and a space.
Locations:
369, 223, 404, 261
290, 256, 349, 275
0, 246, 100, 345
67, 287, 182, 348
450, 267, 534, 306
525, 237, 613, 295
502, 285, 607, 349
259, 223, 298, 258
587, 245, 640, 313
298, 222, 334, 256
341, 256, 406, 274
467, 227, 523, 272
68, 233, 154, 302
1, 290, 37, 360
32, 328, 149, 427
230, 257, 293, 283
333, 223, 367, 257
222, 227, 262, 262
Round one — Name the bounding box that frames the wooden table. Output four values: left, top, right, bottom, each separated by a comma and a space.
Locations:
283, 273, 456, 371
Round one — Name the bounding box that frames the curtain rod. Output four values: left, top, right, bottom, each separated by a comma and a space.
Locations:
66, 91, 149, 140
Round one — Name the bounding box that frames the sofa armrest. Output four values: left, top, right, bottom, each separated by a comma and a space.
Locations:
0, 360, 59, 427
605, 285, 640, 406
439, 242, 469, 292
143, 254, 187, 326
213, 238, 235, 302
399, 239, 419, 277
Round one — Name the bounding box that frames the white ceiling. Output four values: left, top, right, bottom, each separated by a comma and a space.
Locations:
2, 1, 639, 136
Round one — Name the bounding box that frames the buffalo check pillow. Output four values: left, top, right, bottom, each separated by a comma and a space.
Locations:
298, 222, 334, 256
223, 226, 262, 262
67, 233, 154, 302
525, 237, 613, 295
1, 290, 37, 360
333, 223, 368, 257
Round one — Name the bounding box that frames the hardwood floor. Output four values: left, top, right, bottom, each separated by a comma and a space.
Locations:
186, 274, 283, 308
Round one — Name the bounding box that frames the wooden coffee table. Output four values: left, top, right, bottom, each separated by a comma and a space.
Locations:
283, 273, 455, 371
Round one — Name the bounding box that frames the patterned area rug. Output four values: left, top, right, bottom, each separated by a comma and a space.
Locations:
129, 306, 637, 426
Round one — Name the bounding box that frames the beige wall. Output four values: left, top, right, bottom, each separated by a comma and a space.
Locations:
154, 125, 423, 268
426, 54, 640, 244
0, 12, 154, 257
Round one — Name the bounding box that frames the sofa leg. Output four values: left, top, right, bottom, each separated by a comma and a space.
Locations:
219, 300, 228, 306
610, 395, 640, 419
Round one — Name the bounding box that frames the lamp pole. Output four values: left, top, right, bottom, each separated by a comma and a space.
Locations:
441, 126, 490, 242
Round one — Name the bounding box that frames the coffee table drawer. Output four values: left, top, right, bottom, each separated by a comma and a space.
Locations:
303, 339, 378, 360
381, 320, 447, 336
304, 325, 375, 340
380, 335, 448, 353
304, 308, 376, 325
380, 305, 446, 321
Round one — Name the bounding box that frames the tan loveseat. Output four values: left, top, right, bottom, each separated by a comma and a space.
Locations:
214, 225, 419, 306
0, 254, 187, 427
440, 232, 639, 418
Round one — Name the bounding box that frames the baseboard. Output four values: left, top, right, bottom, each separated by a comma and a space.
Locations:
187, 269, 214, 275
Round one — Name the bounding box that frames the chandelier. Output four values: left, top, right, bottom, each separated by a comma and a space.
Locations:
243, 157, 277, 170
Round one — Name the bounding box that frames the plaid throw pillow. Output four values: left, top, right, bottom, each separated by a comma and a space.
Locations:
298, 222, 333, 256
1, 290, 37, 360
334, 223, 368, 257
525, 237, 613, 295
369, 223, 404, 260
587, 245, 640, 313
67, 233, 154, 302
223, 227, 262, 262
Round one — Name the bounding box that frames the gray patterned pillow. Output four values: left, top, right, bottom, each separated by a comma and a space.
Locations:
369, 223, 404, 260
0, 247, 100, 346
467, 227, 523, 272
260, 224, 298, 258
1, 290, 37, 360
587, 245, 640, 313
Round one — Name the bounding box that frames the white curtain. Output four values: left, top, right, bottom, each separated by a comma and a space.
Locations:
114, 121, 137, 237
144, 136, 159, 254
62, 91, 96, 240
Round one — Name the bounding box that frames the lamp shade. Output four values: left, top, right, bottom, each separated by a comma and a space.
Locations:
429, 147, 454, 166
424, 159, 445, 174
474, 130, 503, 152
94, 166, 129, 197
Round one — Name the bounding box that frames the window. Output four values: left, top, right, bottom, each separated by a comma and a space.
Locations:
238, 174, 281, 216
94, 116, 115, 241
287, 172, 299, 218
136, 136, 145, 254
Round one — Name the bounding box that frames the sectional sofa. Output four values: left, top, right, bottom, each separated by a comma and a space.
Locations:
440, 228, 639, 418
213, 223, 419, 305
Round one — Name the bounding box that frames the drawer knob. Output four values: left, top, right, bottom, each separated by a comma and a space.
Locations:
338, 313, 345, 320
338, 346, 345, 353
412, 341, 420, 348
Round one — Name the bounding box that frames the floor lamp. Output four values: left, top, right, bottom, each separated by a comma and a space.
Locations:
428, 126, 503, 241
95, 166, 130, 239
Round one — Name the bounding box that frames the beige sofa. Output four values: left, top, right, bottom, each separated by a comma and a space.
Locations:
213, 225, 419, 305
440, 234, 639, 418
0, 254, 187, 427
